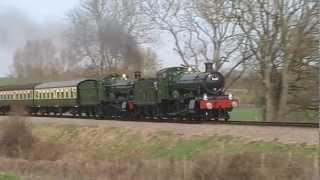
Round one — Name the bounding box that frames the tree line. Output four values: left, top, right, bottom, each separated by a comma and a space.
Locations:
11, 0, 319, 121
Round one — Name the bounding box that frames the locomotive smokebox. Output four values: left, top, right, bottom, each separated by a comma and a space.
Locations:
134, 71, 142, 80
205, 62, 214, 73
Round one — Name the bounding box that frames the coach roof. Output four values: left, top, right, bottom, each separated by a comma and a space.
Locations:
0, 83, 40, 91
35, 79, 97, 89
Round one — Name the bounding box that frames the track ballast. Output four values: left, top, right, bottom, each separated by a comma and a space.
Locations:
1, 114, 317, 128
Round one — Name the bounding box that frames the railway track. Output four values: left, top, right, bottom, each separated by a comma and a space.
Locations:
1, 114, 318, 128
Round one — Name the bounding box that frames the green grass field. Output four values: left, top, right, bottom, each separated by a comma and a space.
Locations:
231, 107, 263, 121
0, 78, 16, 86
231, 107, 317, 122
0, 172, 18, 180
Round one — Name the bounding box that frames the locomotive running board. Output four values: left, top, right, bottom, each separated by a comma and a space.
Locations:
166, 109, 196, 117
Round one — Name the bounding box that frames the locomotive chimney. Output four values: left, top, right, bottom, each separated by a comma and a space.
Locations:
134, 71, 142, 80
205, 62, 214, 73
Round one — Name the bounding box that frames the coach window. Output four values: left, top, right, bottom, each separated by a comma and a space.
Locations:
66, 91, 69, 98
71, 91, 75, 98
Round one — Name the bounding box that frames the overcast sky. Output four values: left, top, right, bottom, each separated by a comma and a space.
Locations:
0, 0, 179, 77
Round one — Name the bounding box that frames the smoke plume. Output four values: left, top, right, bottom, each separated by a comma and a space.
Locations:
100, 18, 143, 72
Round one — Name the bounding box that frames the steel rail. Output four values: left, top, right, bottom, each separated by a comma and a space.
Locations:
0, 114, 318, 128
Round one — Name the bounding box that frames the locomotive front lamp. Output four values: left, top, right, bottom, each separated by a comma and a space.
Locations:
203, 93, 208, 101
122, 74, 127, 79
232, 101, 239, 107
206, 102, 213, 110
228, 94, 233, 100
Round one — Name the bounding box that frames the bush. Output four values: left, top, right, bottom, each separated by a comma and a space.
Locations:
0, 117, 63, 161
0, 117, 34, 158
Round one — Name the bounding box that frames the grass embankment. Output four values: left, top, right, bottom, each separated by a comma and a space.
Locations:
0, 118, 318, 179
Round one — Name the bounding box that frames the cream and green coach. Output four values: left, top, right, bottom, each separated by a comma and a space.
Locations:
33, 79, 99, 116
0, 83, 39, 114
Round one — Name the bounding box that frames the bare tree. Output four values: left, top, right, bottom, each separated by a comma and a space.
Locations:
235, 0, 319, 121
66, 0, 153, 76
11, 39, 70, 81
143, 0, 250, 88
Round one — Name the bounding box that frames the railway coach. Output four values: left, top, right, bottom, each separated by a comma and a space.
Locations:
0, 83, 39, 114
31, 79, 99, 116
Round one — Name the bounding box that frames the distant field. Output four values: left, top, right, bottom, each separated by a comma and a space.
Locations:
231, 107, 263, 121
0, 78, 16, 86
231, 107, 317, 122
